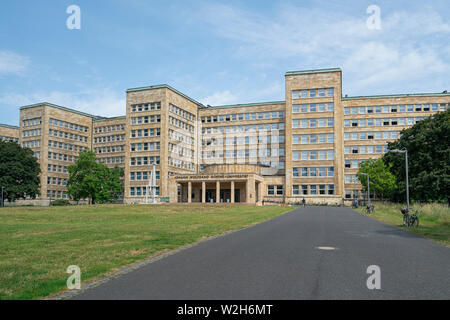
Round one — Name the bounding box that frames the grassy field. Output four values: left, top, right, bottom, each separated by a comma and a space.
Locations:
0, 204, 294, 300
356, 202, 450, 246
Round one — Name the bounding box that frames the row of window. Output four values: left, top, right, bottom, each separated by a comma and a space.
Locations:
169, 116, 195, 133
48, 164, 68, 173
49, 129, 89, 143
0, 136, 19, 142
48, 140, 88, 153
98, 156, 125, 165
130, 142, 161, 152
345, 159, 365, 169
131, 102, 161, 113
345, 174, 360, 184
130, 128, 160, 138
344, 117, 427, 128
129, 186, 160, 197
130, 171, 160, 181
131, 115, 161, 125
94, 124, 125, 133
292, 184, 335, 195
169, 103, 196, 122
48, 152, 77, 163
47, 176, 68, 186
344, 131, 399, 141
344, 145, 389, 154
47, 190, 68, 199
293, 103, 334, 113
130, 156, 160, 166
94, 145, 125, 154
292, 150, 335, 161
293, 133, 334, 144
22, 117, 42, 127
268, 185, 284, 196
169, 143, 194, 158
94, 134, 125, 144
22, 140, 41, 148
168, 157, 195, 171
292, 118, 334, 129
293, 167, 335, 178
200, 161, 285, 170
344, 103, 447, 115
22, 128, 41, 137
169, 129, 195, 145
202, 148, 286, 159
202, 122, 285, 135
201, 111, 285, 124
202, 135, 285, 147
292, 88, 334, 99
49, 118, 89, 133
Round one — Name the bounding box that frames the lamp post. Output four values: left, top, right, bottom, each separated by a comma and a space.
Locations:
360, 173, 370, 207
1, 187, 3, 208
391, 149, 409, 212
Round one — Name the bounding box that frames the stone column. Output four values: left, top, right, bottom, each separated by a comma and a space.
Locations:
202, 181, 206, 203
216, 181, 220, 203
231, 181, 235, 203
258, 182, 263, 205
188, 182, 192, 203
246, 177, 256, 204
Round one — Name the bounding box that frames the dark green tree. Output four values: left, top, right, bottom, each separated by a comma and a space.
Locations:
0, 140, 41, 203
383, 109, 450, 204
67, 150, 123, 204
357, 158, 397, 199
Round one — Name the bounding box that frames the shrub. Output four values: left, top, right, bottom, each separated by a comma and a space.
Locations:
50, 199, 70, 206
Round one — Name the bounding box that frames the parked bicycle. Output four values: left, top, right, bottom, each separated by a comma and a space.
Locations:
400, 208, 419, 227
365, 204, 374, 214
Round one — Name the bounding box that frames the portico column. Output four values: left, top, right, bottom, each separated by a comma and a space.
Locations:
188, 182, 192, 203
231, 181, 235, 203
216, 181, 220, 203
202, 181, 206, 203
258, 182, 263, 204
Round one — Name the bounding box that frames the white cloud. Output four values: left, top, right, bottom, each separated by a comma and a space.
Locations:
0, 51, 29, 74
0, 88, 125, 118
201, 90, 239, 106
199, 3, 450, 95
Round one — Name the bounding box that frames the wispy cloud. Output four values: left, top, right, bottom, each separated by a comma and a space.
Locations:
0, 88, 125, 117
199, 3, 450, 95
0, 50, 29, 75
201, 90, 238, 106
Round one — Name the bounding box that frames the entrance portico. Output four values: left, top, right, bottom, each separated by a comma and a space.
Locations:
168, 165, 266, 205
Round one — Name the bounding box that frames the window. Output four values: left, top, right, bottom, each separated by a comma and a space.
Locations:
292, 90, 299, 99
302, 185, 308, 195
268, 185, 275, 195
293, 185, 300, 195
293, 104, 300, 113
327, 88, 334, 96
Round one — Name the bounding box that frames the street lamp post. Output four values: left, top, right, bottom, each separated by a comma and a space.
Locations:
361, 173, 370, 207
391, 149, 409, 212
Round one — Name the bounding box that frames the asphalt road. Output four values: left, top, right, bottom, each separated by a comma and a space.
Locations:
72, 206, 450, 300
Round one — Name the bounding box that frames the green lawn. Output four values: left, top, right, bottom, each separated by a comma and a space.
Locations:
356, 202, 450, 246
0, 204, 294, 300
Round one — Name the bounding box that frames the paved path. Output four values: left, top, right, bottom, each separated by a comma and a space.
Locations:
73, 207, 450, 299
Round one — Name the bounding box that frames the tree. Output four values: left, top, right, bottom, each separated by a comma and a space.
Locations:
357, 158, 397, 200
67, 150, 123, 204
383, 109, 450, 204
0, 140, 41, 202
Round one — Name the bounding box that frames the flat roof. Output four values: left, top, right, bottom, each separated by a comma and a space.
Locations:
126, 84, 204, 107
93, 116, 126, 123
0, 124, 19, 129
343, 92, 450, 100
203, 101, 286, 109
20, 102, 102, 119
285, 68, 342, 76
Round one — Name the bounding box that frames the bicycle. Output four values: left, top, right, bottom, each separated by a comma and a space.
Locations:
400, 208, 420, 227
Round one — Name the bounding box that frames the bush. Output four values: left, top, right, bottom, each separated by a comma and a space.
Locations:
50, 199, 70, 206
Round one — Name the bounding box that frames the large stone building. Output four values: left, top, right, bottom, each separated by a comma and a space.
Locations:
6, 68, 450, 205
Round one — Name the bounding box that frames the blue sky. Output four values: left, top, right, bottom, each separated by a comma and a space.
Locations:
0, 0, 449, 125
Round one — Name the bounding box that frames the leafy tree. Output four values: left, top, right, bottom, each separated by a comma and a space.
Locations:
357, 158, 397, 199
67, 150, 123, 204
383, 109, 450, 204
0, 141, 41, 203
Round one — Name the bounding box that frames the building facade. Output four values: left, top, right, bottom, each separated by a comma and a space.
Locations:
9, 68, 450, 205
